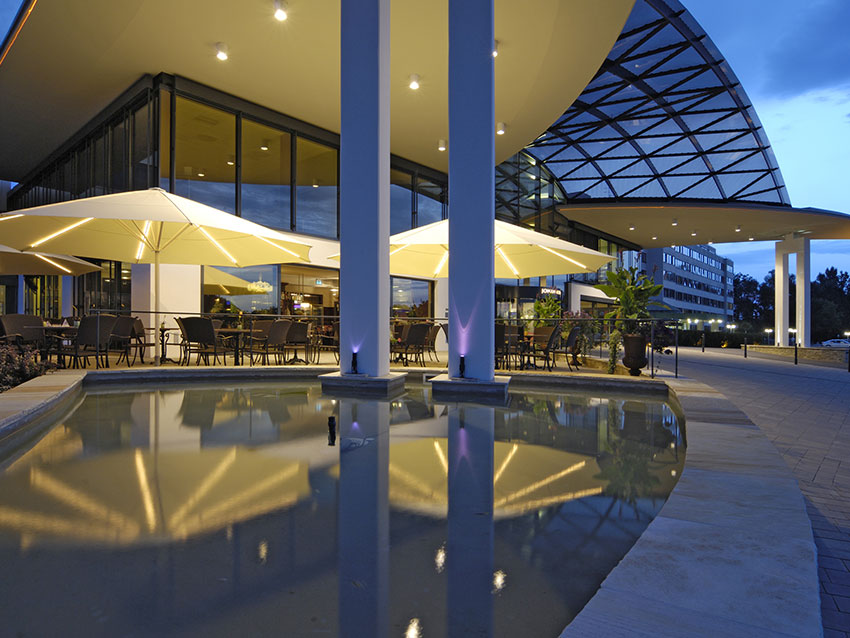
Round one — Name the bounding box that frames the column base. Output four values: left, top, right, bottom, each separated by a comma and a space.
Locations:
429, 373, 510, 404
320, 371, 406, 399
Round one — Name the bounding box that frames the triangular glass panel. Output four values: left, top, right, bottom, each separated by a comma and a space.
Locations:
716, 172, 760, 196
644, 69, 702, 92
706, 150, 753, 171
665, 175, 720, 198
581, 125, 624, 142
734, 174, 775, 198
583, 72, 625, 95
609, 177, 655, 196
681, 112, 728, 131
680, 92, 736, 113
713, 132, 760, 152
673, 176, 723, 199
622, 178, 668, 198
621, 48, 678, 76
651, 46, 707, 75
636, 23, 684, 54
695, 132, 739, 151
673, 69, 723, 93
649, 137, 699, 156
669, 157, 710, 175
740, 191, 783, 204
719, 153, 769, 173
648, 154, 691, 174
615, 160, 656, 178
704, 111, 750, 132
617, 116, 667, 136
544, 146, 587, 165
563, 163, 603, 179
597, 98, 648, 118
596, 157, 640, 175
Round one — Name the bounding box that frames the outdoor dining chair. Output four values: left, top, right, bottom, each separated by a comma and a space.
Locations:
284, 321, 310, 364
179, 316, 236, 366
248, 319, 291, 365
59, 314, 117, 369
108, 315, 136, 367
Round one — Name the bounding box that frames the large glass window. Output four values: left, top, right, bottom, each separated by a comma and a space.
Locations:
281, 265, 339, 318
159, 90, 171, 191
75, 260, 131, 314
391, 277, 432, 317
241, 119, 291, 229
203, 265, 279, 315
295, 137, 337, 238
416, 177, 445, 227
174, 97, 236, 213
110, 116, 128, 193
391, 169, 413, 234
132, 101, 154, 190
23, 275, 60, 318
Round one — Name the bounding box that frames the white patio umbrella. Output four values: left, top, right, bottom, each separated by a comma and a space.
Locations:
0, 188, 312, 362
331, 219, 614, 278
0, 244, 100, 276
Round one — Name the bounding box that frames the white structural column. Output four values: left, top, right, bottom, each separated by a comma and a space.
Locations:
339, 0, 390, 377
775, 235, 812, 347
795, 237, 811, 347
775, 247, 789, 346
447, 0, 495, 381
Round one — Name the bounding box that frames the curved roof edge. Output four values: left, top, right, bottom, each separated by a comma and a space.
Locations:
523, 0, 790, 207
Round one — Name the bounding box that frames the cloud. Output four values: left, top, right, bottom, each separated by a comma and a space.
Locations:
761, 0, 850, 98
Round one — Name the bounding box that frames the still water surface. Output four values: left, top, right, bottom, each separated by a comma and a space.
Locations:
0, 382, 683, 637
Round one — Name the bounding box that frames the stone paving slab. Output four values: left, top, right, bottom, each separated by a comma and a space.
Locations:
563, 375, 821, 637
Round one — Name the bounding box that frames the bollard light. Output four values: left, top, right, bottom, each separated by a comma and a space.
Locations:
458, 355, 466, 379
351, 351, 358, 374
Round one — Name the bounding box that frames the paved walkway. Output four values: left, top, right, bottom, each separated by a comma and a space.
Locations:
666, 347, 850, 636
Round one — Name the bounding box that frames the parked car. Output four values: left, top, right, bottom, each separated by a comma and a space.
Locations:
819, 339, 850, 347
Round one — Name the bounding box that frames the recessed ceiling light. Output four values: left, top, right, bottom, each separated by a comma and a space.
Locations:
312, 179, 319, 188
651, 235, 657, 240
273, 0, 287, 21
226, 160, 234, 166
260, 143, 269, 151
690, 231, 697, 237
437, 139, 446, 152
748, 236, 754, 241
671, 218, 678, 227
215, 43, 228, 61
496, 121, 506, 135
629, 225, 635, 231
197, 171, 205, 177
408, 74, 420, 90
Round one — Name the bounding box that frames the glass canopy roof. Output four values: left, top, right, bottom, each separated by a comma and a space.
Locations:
521, 0, 790, 207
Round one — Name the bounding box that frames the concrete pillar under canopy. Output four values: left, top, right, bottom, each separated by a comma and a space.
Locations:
795, 237, 811, 347
447, 0, 495, 382
774, 248, 789, 346
338, 0, 391, 379
775, 235, 811, 348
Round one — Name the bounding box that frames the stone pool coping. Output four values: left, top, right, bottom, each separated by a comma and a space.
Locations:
0, 367, 821, 637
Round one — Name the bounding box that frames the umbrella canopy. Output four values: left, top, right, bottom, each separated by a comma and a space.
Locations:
203, 267, 255, 296
0, 188, 311, 266
0, 244, 100, 276
370, 219, 614, 278
0, 447, 310, 546
382, 438, 604, 519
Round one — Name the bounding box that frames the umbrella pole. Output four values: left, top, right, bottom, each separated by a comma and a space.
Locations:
154, 251, 161, 366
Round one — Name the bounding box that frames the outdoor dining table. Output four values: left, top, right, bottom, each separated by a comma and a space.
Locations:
215, 327, 262, 366
158, 326, 179, 364
40, 324, 77, 366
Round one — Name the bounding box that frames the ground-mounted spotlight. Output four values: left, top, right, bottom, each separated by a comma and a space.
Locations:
458, 355, 465, 378
351, 351, 358, 374
327, 416, 336, 446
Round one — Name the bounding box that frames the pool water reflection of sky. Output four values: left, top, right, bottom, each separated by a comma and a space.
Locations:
0, 382, 684, 637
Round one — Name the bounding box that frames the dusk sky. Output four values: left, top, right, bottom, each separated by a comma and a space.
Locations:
1, 1, 847, 281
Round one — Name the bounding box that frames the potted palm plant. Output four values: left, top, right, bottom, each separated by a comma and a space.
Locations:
595, 267, 665, 376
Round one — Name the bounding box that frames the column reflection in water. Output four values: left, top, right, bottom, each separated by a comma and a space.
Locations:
447, 405, 494, 638
337, 399, 390, 638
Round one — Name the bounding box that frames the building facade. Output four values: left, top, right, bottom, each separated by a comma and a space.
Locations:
645, 244, 734, 321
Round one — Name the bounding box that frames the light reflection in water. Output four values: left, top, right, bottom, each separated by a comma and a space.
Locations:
0, 381, 684, 637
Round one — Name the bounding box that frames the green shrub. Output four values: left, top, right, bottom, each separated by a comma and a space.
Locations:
0, 345, 54, 393
607, 329, 622, 374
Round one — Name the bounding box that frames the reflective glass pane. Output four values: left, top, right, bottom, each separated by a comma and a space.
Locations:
295, 138, 337, 238
204, 264, 279, 315
110, 116, 128, 193
174, 97, 236, 213
242, 119, 291, 229
391, 169, 413, 234
159, 90, 171, 190
391, 277, 431, 317
132, 101, 153, 191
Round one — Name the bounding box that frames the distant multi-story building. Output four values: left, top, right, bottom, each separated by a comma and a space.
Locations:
644, 245, 734, 322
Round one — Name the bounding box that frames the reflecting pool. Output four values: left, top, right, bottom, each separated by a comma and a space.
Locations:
0, 382, 684, 637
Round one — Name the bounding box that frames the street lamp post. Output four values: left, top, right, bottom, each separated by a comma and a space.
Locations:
790, 328, 798, 364
844, 331, 850, 373
765, 328, 774, 346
